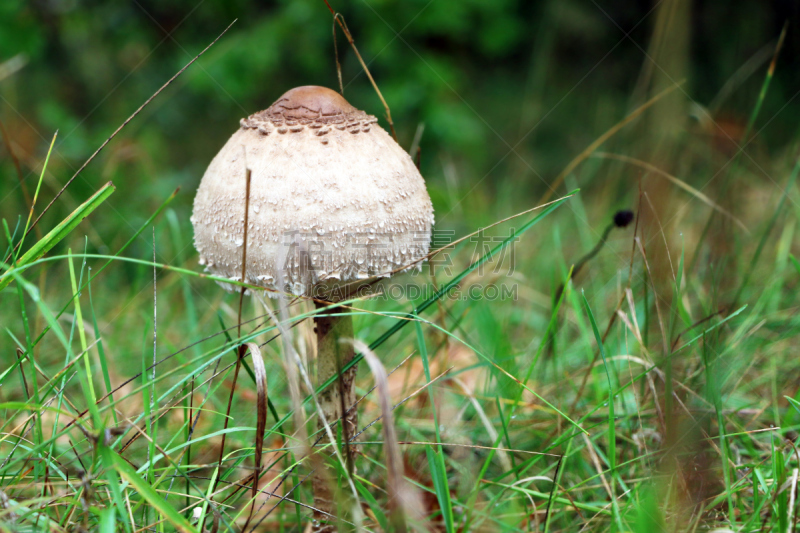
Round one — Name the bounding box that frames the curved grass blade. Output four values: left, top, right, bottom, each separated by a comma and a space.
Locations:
351, 338, 411, 533
242, 342, 267, 531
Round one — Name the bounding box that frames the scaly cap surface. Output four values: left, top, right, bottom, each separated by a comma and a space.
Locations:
191, 86, 434, 297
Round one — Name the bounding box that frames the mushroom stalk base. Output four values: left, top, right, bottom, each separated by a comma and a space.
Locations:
313, 301, 358, 532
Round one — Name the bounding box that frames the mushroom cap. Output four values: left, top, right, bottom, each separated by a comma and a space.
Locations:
191, 86, 434, 298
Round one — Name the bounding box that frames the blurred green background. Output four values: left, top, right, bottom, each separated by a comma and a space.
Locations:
3, 0, 800, 359
2, 0, 798, 251
3, 3, 800, 529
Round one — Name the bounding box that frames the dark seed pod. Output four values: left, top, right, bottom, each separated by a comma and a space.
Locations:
613, 209, 635, 228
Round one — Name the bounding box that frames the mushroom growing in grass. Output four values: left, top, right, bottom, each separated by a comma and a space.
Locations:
191, 86, 434, 528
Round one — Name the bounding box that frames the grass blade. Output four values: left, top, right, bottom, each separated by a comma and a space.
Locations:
416, 321, 454, 533
13, 131, 57, 260
581, 290, 623, 531
351, 338, 411, 533
1, 181, 116, 291
109, 448, 198, 533
341, 191, 575, 388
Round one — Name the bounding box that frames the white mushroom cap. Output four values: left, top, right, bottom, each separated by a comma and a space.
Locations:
191, 85, 435, 298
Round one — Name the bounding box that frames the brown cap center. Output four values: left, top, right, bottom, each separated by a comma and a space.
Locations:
240, 85, 375, 131
266, 86, 357, 120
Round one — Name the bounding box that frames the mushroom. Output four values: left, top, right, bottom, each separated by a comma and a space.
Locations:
191, 85, 434, 529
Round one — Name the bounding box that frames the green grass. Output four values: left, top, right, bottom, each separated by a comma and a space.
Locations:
3, 134, 798, 531
4, 6, 800, 533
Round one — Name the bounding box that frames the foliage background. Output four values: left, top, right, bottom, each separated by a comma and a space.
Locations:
3, 0, 800, 531
3, 0, 799, 238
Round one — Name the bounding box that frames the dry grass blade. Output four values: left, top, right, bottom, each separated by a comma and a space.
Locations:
0, 53, 27, 82
324, 1, 397, 141
708, 42, 774, 113
538, 82, 682, 204
14, 348, 29, 397
351, 365, 454, 443
409, 123, 425, 157
209, 159, 251, 515
347, 339, 415, 532
635, 238, 668, 354
148, 227, 158, 483
209, 502, 221, 533
396, 442, 559, 457
580, 433, 613, 500
257, 289, 307, 452
249, 343, 267, 489
248, 353, 419, 530
451, 377, 512, 471
331, 14, 343, 94
242, 341, 267, 531
594, 152, 749, 233
237, 166, 252, 338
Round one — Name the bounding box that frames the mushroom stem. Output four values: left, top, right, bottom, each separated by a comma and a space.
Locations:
313, 300, 358, 531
